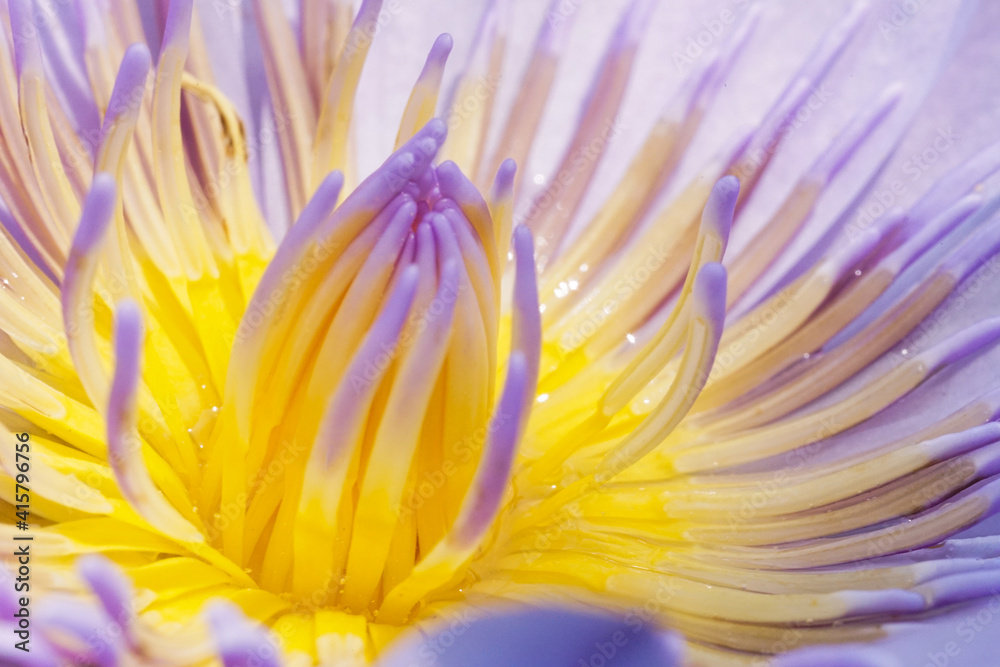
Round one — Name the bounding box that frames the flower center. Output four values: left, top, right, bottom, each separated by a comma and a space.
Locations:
187, 126, 536, 622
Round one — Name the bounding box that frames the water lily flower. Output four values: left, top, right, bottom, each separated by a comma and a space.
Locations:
1, 0, 1000, 665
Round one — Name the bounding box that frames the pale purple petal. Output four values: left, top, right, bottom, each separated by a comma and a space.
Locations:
374, 606, 685, 667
